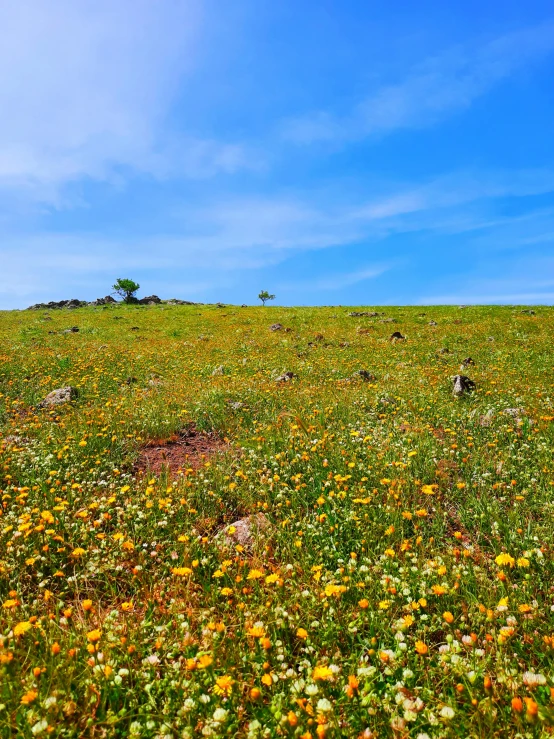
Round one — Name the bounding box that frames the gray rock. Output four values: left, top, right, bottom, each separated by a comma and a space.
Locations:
504, 407, 526, 418
38, 386, 78, 408
219, 513, 271, 550
428, 320, 437, 326
212, 365, 225, 376
270, 323, 283, 331
276, 371, 296, 382
28, 299, 87, 310
353, 369, 375, 382
93, 296, 117, 306
138, 295, 162, 305
479, 409, 495, 426
460, 357, 475, 368
349, 311, 381, 317
452, 375, 475, 396
390, 331, 405, 340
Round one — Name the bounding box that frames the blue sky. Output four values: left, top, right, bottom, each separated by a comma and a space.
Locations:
1, 0, 553, 308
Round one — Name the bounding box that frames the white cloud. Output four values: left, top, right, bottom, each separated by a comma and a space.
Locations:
282, 23, 554, 144
2, 165, 553, 307
0, 0, 250, 202
278, 265, 391, 293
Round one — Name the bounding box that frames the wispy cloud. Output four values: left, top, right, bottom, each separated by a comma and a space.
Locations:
0, 0, 252, 204
282, 23, 554, 144
278, 265, 391, 293
2, 165, 553, 307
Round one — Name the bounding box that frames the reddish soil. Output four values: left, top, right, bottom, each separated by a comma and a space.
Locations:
135, 425, 229, 477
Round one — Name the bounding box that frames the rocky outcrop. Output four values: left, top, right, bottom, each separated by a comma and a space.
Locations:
28, 299, 87, 310
138, 295, 162, 304
38, 387, 78, 408
452, 375, 475, 396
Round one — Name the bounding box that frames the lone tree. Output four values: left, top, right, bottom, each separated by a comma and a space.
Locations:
113, 278, 140, 303
258, 290, 275, 306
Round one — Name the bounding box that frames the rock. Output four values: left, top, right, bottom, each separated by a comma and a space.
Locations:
241, 304, 248, 308
219, 513, 271, 549
428, 320, 437, 326
479, 409, 495, 427
439, 348, 451, 354
381, 318, 397, 324
130, 326, 140, 331
276, 371, 296, 382
38, 386, 78, 408
353, 370, 375, 382
166, 299, 196, 305
62, 326, 79, 334
212, 365, 225, 376
504, 407, 526, 418
390, 331, 405, 340
227, 401, 244, 410
93, 296, 117, 306
487, 336, 494, 342
521, 309, 535, 315
138, 295, 162, 305
2, 435, 31, 446
28, 299, 87, 310
452, 375, 475, 396
270, 323, 283, 331
460, 357, 475, 368
123, 377, 138, 385
349, 311, 381, 317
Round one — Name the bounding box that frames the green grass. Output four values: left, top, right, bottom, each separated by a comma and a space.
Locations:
0, 303, 553, 737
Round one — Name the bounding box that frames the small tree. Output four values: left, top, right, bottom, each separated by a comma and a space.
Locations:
258, 290, 275, 306
112, 278, 140, 303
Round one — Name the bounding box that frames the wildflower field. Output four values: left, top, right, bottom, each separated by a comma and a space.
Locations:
1, 303, 554, 739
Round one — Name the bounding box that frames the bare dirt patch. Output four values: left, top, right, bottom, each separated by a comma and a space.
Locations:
135, 425, 229, 477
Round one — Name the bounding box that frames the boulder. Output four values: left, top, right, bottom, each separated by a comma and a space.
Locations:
270, 323, 283, 331
504, 407, 526, 418
138, 295, 162, 305
452, 375, 475, 396
276, 371, 296, 382
390, 331, 405, 340
219, 513, 271, 550
38, 386, 78, 408
353, 370, 375, 382
93, 296, 117, 306
28, 299, 87, 310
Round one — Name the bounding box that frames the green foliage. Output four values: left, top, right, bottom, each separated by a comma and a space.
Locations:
112, 278, 140, 303
258, 289, 275, 306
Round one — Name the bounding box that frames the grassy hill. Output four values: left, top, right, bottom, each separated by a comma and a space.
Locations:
1, 303, 553, 737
